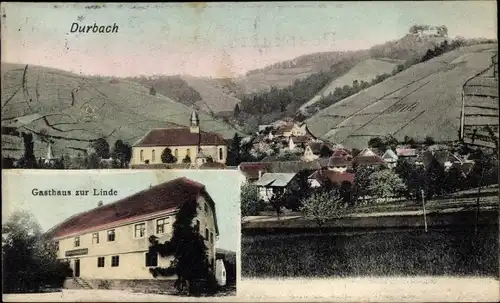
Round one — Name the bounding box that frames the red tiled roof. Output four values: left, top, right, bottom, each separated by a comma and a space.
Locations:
134, 127, 227, 147
352, 155, 385, 166
291, 135, 311, 144
238, 162, 271, 179
276, 123, 294, 134
49, 178, 209, 238
328, 155, 353, 167
309, 170, 354, 186
332, 148, 351, 157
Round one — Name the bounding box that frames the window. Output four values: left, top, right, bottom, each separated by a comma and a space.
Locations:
92, 232, 99, 244
186, 148, 191, 159
205, 228, 209, 239
97, 257, 105, 268
174, 149, 178, 159
74, 236, 80, 247
156, 218, 169, 234
219, 147, 223, 160
111, 255, 119, 267
195, 220, 200, 233
134, 223, 146, 238
54, 241, 59, 251
140, 149, 144, 162
145, 252, 158, 267
210, 232, 214, 243
107, 230, 115, 242
204, 203, 208, 214
152, 149, 156, 162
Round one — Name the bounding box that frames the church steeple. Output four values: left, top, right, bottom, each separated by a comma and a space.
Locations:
190, 108, 200, 134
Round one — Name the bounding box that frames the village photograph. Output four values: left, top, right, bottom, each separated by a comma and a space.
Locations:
2, 170, 242, 301
1, 1, 499, 302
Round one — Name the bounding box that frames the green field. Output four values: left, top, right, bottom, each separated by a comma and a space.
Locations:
241, 226, 498, 278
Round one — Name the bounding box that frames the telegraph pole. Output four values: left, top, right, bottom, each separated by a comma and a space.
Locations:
421, 189, 428, 232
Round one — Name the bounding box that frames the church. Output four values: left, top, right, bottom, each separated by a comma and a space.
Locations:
130, 110, 228, 167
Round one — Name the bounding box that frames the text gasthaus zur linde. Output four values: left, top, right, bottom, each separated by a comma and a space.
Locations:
31, 188, 118, 196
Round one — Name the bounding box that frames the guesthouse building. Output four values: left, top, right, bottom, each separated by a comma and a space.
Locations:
47, 177, 219, 289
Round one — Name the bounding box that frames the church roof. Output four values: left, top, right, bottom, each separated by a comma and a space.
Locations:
133, 127, 227, 147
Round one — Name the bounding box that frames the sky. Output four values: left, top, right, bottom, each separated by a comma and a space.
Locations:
1, 2, 497, 78
2, 169, 245, 252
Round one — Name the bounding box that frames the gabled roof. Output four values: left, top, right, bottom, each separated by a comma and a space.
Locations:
133, 127, 227, 147
47, 177, 218, 238
290, 135, 311, 144
238, 162, 272, 179
253, 173, 296, 187
382, 149, 398, 161
308, 170, 355, 185
328, 155, 353, 167
396, 148, 418, 157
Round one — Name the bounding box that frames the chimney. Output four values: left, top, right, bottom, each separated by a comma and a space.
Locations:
97, 200, 103, 207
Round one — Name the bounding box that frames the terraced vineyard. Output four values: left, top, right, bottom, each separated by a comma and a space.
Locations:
306, 43, 498, 149
460, 53, 499, 149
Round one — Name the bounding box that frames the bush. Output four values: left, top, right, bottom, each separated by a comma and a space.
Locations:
97, 280, 111, 290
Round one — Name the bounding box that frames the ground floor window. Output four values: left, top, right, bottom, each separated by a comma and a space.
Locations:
111, 255, 120, 267
145, 252, 158, 267
97, 257, 105, 267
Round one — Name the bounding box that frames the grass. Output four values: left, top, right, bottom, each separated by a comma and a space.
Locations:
241, 226, 498, 278
305, 43, 498, 149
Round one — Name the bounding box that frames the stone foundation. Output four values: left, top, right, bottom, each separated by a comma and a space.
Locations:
64, 278, 176, 294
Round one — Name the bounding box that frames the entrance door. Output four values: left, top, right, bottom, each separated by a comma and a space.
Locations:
74, 259, 80, 277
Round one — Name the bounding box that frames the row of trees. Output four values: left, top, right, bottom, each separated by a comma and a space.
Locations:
4, 133, 133, 169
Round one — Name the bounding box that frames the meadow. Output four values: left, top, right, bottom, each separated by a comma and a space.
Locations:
241, 225, 498, 278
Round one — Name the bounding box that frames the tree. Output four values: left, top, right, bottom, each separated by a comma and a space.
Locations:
161, 148, 177, 164
182, 155, 192, 164
426, 158, 446, 198
2, 211, 72, 293
403, 135, 418, 148
241, 183, 264, 217
300, 190, 345, 230
86, 152, 101, 169
91, 137, 110, 159
147, 200, 218, 296
149, 86, 156, 96
354, 165, 377, 204
368, 137, 386, 150
227, 133, 242, 166
424, 136, 436, 146
20, 132, 37, 168
395, 159, 416, 199
111, 140, 132, 167
233, 103, 241, 117
368, 169, 407, 202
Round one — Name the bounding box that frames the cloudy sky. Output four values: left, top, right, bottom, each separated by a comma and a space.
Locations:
1, 2, 497, 77
2, 169, 244, 251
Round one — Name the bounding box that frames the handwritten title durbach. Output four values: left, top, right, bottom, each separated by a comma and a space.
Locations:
32, 188, 118, 196
70, 22, 119, 33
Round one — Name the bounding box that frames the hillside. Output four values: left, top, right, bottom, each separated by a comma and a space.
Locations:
305, 43, 498, 149
1, 63, 241, 159
300, 58, 404, 112
180, 75, 242, 114
236, 34, 447, 95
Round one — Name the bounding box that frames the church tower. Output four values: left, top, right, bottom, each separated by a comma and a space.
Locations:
189, 108, 201, 152
190, 109, 200, 134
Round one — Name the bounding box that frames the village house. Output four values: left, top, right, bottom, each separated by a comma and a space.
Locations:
422, 150, 475, 175
130, 110, 228, 167
253, 172, 297, 202
381, 149, 398, 168
396, 147, 419, 163
352, 148, 386, 167
302, 142, 335, 162
47, 177, 220, 290
307, 169, 355, 189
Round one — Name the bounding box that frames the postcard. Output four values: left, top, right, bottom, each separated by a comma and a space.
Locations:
1, 1, 499, 302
